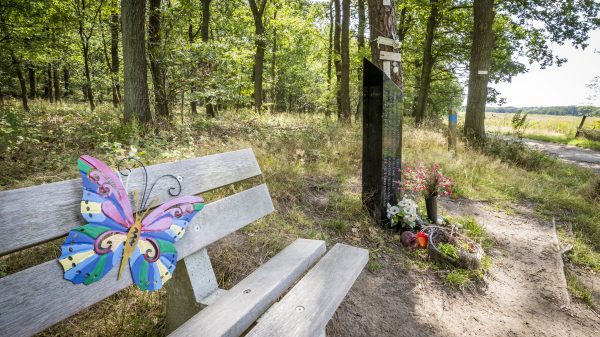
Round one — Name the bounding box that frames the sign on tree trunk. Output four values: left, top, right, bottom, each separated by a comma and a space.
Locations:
362, 58, 403, 226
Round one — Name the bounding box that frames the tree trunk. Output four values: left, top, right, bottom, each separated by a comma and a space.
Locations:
340, 0, 350, 122
53, 62, 61, 103
415, 0, 438, 125
367, 0, 403, 87
355, 0, 365, 120
46, 64, 54, 103
270, 1, 277, 113
82, 43, 95, 110
333, 0, 341, 118
122, 0, 152, 122
326, 0, 333, 117
148, 0, 170, 118
201, 0, 215, 118
188, 24, 198, 115
110, 12, 122, 106
249, 0, 268, 113
63, 66, 70, 97
464, 0, 494, 140
10, 51, 29, 112
28, 65, 36, 99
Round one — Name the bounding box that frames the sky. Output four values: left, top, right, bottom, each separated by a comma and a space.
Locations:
489, 29, 600, 107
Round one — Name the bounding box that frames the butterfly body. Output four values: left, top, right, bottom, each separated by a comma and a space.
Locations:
59, 155, 204, 291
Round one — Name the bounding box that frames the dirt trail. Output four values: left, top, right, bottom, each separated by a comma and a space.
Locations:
328, 200, 600, 337
508, 137, 600, 173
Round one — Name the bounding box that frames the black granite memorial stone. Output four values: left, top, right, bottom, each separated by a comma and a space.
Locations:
362, 58, 403, 226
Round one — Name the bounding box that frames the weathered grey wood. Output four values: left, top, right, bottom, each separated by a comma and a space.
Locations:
0, 149, 261, 256
0, 184, 274, 337
185, 248, 221, 303
246, 244, 368, 337
165, 248, 225, 333
169, 239, 327, 337
318, 329, 326, 337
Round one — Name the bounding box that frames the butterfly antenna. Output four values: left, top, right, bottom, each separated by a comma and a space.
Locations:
140, 197, 158, 220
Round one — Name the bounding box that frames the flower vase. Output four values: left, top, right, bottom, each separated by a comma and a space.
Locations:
425, 195, 438, 224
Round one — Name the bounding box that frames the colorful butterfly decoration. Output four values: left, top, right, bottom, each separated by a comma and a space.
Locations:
58, 155, 204, 291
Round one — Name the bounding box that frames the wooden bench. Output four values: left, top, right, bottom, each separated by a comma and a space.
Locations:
0, 148, 368, 337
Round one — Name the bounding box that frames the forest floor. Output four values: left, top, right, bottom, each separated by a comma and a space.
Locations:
329, 199, 600, 337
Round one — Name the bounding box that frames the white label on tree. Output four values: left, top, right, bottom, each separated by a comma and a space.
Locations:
383, 61, 391, 77
383, 0, 391, 6
380, 51, 401, 62
478, 70, 489, 75
377, 36, 400, 48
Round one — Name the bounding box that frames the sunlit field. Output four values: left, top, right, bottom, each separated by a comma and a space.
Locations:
482, 112, 600, 150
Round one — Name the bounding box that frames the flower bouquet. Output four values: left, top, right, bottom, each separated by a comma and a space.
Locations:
400, 163, 452, 224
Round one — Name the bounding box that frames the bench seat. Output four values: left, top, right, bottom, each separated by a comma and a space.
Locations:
170, 239, 326, 337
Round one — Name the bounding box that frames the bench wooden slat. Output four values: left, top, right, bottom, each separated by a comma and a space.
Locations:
0, 149, 262, 256
0, 184, 274, 337
169, 238, 327, 337
246, 243, 368, 337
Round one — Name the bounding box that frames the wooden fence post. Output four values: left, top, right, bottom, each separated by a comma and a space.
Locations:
575, 115, 587, 138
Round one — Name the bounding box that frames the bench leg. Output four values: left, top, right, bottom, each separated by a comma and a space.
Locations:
165, 248, 221, 333
319, 328, 326, 337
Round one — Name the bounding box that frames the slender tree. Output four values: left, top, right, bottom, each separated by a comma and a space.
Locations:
333, 0, 341, 117
355, 0, 366, 119
10, 50, 29, 112
53, 62, 61, 102
464, 0, 494, 140
75, 0, 104, 111
148, 0, 169, 118
326, 0, 333, 117
46, 64, 54, 103
270, 0, 277, 113
27, 65, 36, 99
339, 0, 350, 122
121, 0, 152, 122
414, 0, 438, 125
249, 0, 268, 113
201, 0, 215, 117
63, 66, 71, 97
110, 11, 121, 106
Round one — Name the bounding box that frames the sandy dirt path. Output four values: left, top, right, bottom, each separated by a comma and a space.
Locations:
507, 137, 600, 173
327, 200, 600, 337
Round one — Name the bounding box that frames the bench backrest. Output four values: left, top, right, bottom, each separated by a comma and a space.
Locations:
0, 149, 274, 337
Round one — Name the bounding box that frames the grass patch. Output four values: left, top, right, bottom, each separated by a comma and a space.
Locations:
566, 270, 595, 307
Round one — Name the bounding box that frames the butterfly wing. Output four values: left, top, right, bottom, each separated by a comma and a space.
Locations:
59, 155, 133, 285
78, 155, 134, 228
128, 196, 205, 291
58, 224, 126, 285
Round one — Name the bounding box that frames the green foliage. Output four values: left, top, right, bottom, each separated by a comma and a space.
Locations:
511, 110, 529, 137
438, 242, 459, 260
482, 137, 555, 170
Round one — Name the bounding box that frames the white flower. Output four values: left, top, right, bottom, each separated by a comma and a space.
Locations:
386, 203, 400, 219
